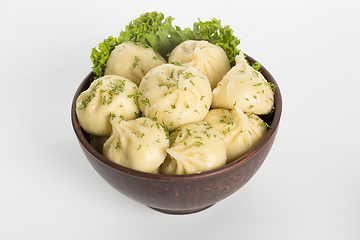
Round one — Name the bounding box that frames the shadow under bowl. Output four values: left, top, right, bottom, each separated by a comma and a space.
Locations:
71, 54, 282, 214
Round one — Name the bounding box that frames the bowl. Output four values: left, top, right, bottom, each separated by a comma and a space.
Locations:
71, 54, 282, 214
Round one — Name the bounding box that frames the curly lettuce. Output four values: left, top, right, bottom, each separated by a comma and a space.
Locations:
91, 36, 119, 79
90, 12, 242, 78
181, 18, 241, 66
118, 12, 184, 59
91, 12, 184, 78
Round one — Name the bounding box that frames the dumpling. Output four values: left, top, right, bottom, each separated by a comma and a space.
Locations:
103, 117, 170, 173
138, 64, 212, 131
168, 40, 230, 89
160, 121, 227, 175
76, 75, 140, 136
212, 52, 275, 115
204, 107, 268, 163
104, 41, 167, 85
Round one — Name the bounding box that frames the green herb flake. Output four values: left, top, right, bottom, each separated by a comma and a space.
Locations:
108, 112, 116, 120
171, 60, 182, 66
259, 122, 271, 128
141, 98, 151, 106
109, 80, 126, 95
195, 141, 204, 147
115, 142, 122, 149
251, 62, 262, 71
77, 80, 103, 110
265, 82, 277, 92
170, 68, 175, 78
133, 56, 141, 69
102, 96, 112, 105
186, 128, 192, 136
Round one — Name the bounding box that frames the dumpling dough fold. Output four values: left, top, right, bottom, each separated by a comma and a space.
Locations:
138, 64, 212, 131
103, 117, 170, 173
204, 107, 268, 163
76, 75, 140, 136
212, 52, 274, 115
104, 41, 166, 85
168, 40, 230, 89
161, 121, 226, 175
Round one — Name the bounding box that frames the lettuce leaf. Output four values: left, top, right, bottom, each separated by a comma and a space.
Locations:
90, 36, 119, 78
90, 12, 183, 78
181, 18, 241, 67
90, 12, 242, 78
118, 12, 184, 59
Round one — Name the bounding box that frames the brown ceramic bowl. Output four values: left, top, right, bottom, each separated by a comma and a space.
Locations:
71, 54, 282, 214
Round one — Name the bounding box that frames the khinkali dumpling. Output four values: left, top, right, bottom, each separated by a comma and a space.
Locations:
104, 41, 166, 85
160, 121, 227, 175
168, 40, 230, 89
204, 107, 268, 163
138, 64, 212, 131
76, 75, 140, 136
212, 52, 275, 115
103, 117, 170, 173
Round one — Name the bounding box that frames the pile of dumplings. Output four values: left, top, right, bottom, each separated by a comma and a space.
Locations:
76, 40, 275, 175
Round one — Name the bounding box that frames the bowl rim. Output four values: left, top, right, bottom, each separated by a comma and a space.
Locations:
71, 54, 282, 181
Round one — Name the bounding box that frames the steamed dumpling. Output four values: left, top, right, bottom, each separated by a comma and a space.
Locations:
204, 107, 268, 163
160, 121, 227, 175
168, 40, 230, 89
103, 117, 170, 173
104, 41, 166, 85
138, 64, 212, 131
212, 52, 275, 115
76, 75, 140, 136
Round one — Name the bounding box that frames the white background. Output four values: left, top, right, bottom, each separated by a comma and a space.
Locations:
1, 0, 360, 239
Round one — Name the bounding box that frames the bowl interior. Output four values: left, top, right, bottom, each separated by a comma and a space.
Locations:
71, 54, 282, 181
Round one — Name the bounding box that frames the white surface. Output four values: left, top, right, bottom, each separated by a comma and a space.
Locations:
1, 0, 360, 239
